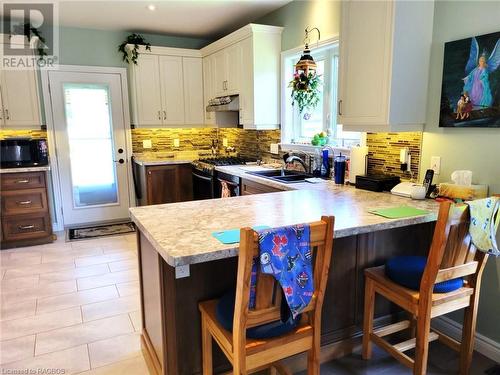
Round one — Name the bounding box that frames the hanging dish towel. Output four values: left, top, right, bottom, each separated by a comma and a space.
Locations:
256, 224, 313, 319
467, 196, 500, 256
220, 180, 231, 198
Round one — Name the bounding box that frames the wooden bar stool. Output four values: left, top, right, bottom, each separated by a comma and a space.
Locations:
362, 201, 490, 375
199, 216, 334, 374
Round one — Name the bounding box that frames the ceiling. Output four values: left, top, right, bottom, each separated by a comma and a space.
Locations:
53, 0, 290, 39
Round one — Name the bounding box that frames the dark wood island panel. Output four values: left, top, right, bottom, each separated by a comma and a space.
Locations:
137, 221, 435, 375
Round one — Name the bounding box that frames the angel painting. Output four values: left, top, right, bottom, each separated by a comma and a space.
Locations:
463, 37, 500, 108
440, 31, 500, 128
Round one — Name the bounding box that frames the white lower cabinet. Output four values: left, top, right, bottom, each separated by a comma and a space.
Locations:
128, 46, 203, 128
0, 67, 42, 128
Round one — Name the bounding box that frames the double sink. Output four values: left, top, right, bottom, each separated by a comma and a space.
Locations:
246, 169, 311, 184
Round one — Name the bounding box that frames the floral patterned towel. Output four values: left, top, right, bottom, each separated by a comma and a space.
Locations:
468, 197, 500, 256
254, 224, 313, 319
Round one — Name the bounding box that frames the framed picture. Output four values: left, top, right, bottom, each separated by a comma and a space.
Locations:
439, 31, 500, 128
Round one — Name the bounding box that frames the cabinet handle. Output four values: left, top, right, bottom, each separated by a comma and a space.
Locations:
338, 100, 343, 116
163, 110, 166, 120
15, 179, 30, 184
17, 200, 32, 205
0, 109, 3, 120
5, 109, 9, 120
158, 111, 162, 120
18, 224, 35, 230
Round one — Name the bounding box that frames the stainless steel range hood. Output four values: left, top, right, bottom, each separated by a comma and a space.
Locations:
206, 95, 239, 112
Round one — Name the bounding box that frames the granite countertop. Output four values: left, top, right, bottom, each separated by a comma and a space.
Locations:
0, 166, 50, 173
133, 156, 194, 166
130, 179, 440, 267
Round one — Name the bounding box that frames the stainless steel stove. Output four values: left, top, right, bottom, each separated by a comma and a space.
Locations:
191, 156, 251, 175
191, 156, 253, 200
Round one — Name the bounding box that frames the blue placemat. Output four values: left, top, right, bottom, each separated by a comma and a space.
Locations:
212, 225, 270, 244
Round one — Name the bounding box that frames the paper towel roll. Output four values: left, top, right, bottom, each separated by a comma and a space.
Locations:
349, 146, 368, 184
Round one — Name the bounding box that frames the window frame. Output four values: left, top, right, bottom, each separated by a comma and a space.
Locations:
281, 36, 356, 151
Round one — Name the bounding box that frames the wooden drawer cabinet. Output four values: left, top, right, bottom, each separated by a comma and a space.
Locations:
1, 171, 53, 248
2, 213, 51, 241
1, 172, 46, 190
241, 178, 282, 195
2, 188, 48, 215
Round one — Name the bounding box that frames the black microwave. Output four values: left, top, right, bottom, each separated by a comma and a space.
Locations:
0, 138, 49, 168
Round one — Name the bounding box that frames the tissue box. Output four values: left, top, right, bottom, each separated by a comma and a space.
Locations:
438, 183, 488, 200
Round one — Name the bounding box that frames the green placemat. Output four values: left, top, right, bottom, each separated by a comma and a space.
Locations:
212, 225, 270, 244
369, 205, 431, 219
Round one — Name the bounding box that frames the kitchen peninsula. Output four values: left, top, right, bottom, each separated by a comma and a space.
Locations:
130, 182, 440, 375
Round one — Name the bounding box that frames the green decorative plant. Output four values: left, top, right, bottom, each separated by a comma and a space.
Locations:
10, 23, 47, 59
288, 72, 322, 113
118, 34, 151, 65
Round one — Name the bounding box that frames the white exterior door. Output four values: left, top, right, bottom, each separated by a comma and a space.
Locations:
0, 68, 41, 127
48, 71, 131, 226
159, 56, 185, 125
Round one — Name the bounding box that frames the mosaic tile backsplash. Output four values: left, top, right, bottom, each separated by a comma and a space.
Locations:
366, 132, 422, 180
0, 128, 422, 180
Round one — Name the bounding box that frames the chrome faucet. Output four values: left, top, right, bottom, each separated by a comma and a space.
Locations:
321, 145, 335, 157
285, 155, 308, 173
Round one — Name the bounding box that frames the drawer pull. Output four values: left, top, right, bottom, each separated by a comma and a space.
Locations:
17, 200, 32, 205
18, 224, 35, 230
15, 179, 30, 184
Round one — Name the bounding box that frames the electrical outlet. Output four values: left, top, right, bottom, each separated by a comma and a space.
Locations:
430, 156, 441, 175
270, 143, 279, 155
142, 140, 152, 149
173, 139, 180, 148
222, 138, 228, 147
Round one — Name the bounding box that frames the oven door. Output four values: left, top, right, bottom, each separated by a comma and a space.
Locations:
192, 169, 214, 200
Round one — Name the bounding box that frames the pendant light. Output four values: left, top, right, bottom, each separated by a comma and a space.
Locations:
295, 27, 321, 77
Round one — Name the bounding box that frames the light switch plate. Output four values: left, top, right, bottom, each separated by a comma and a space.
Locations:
270, 143, 279, 155
142, 140, 152, 149
222, 138, 228, 147
173, 139, 180, 147
430, 156, 441, 175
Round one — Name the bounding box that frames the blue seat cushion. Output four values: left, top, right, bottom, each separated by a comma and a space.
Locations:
385, 256, 463, 293
215, 290, 301, 339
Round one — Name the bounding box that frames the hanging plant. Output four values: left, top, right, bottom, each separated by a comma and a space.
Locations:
288, 72, 322, 114
118, 34, 151, 65
10, 23, 47, 60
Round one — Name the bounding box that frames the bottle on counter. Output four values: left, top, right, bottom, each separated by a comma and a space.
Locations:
334, 153, 346, 185
320, 149, 330, 178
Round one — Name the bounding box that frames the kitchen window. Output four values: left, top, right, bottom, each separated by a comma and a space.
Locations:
281, 39, 360, 148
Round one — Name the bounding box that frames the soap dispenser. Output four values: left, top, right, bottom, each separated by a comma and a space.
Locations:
320, 149, 330, 178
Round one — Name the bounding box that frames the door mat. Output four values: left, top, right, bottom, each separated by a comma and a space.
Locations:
67, 222, 135, 241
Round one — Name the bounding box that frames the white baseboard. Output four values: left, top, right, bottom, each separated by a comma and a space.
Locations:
432, 316, 500, 363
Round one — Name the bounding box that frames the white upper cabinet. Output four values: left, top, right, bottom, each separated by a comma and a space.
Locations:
182, 57, 204, 125
128, 46, 203, 128
201, 24, 283, 130
337, 0, 434, 132
131, 54, 163, 126
159, 56, 185, 125
0, 67, 42, 128
202, 55, 216, 125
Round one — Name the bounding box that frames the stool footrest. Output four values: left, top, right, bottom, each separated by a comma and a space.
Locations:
392, 332, 439, 353
373, 320, 411, 337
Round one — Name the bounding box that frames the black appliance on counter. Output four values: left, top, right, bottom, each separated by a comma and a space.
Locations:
0, 138, 49, 168
355, 174, 401, 192
191, 156, 252, 200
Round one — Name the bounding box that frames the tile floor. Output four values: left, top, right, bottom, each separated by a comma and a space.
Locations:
0, 233, 148, 374
1, 234, 497, 375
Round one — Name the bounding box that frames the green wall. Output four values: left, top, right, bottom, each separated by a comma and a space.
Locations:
256, 0, 341, 51
421, 0, 500, 343
57, 27, 210, 67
